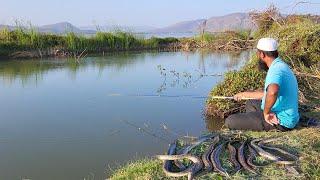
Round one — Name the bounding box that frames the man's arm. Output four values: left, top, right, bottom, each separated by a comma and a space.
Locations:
263, 84, 279, 125
233, 90, 264, 101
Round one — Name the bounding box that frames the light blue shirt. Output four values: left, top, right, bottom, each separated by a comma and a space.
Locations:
261, 57, 299, 128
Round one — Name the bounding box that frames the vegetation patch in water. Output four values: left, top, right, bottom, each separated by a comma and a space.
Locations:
0, 26, 179, 59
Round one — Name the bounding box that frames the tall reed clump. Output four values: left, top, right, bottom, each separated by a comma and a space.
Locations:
0, 26, 179, 58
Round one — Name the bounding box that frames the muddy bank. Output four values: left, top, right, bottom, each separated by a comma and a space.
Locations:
0, 44, 181, 60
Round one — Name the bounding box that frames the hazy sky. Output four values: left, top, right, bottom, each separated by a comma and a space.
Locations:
1, 0, 319, 27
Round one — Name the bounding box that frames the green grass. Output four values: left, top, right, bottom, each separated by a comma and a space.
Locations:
109, 159, 164, 180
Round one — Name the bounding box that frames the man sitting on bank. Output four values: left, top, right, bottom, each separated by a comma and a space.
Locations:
225, 38, 299, 131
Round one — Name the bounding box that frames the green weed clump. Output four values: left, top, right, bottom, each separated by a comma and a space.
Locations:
207, 58, 265, 115
194, 30, 252, 44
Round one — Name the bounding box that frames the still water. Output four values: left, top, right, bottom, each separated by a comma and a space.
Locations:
0, 50, 250, 180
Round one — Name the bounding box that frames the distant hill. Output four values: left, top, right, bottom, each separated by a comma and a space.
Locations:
0, 22, 155, 34
150, 13, 255, 33
0, 13, 259, 35
205, 13, 255, 32
150, 19, 207, 33
39, 22, 97, 34
0, 22, 96, 34
80, 25, 157, 33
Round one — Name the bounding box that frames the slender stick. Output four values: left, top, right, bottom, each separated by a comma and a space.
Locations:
210, 96, 258, 100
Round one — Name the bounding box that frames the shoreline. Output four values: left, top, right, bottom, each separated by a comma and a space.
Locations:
0, 39, 254, 60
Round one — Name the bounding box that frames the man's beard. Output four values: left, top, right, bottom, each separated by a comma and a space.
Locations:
258, 59, 269, 72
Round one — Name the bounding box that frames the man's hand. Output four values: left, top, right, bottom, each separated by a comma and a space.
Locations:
233, 92, 246, 101
233, 91, 264, 101
263, 112, 279, 125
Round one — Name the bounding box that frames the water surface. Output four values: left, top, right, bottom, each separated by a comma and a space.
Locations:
0, 50, 250, 180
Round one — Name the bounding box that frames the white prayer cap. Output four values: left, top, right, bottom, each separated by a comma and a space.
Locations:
257, 38, 278, 51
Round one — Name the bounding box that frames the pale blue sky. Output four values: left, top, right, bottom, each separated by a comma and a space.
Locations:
1, 0, 319, 27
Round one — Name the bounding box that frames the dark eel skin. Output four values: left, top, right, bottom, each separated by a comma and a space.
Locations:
238, 141, 257, 174
210, 142, 229, 177
247, 144, 269, 168
258, 138, 298, 162
251, 138, 296, 165
175, 134, 215, 170
163, 141, 177, 171
227, 142, 242, 173
201, 136, 220, 172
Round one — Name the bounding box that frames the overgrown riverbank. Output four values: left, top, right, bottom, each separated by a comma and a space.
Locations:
0, 28, 179, 59
108, 7, 320, 180
0, 25, 256, 60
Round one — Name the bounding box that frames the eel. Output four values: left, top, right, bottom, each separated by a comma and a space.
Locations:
228, 142, 242, 173
163, 141, 177, 171
210, 142, 229, 177
201, 136, 220, 172
178, 134, 215, 154
175, 134, 215, 170
258, 138, 298, 162
250, 138, 295, 165
157, 154, 203, 180
247, 144, 269, 168
237, 141, 257, 174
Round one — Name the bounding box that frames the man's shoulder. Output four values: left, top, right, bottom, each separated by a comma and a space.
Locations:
270, 58, 291, 73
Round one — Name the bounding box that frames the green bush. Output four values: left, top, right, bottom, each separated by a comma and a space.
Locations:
207, 58, 265, 113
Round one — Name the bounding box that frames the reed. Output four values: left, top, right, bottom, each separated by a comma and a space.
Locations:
0, 26, 179, 58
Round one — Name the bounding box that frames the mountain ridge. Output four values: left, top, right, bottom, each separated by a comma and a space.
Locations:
0, 12, 258, 34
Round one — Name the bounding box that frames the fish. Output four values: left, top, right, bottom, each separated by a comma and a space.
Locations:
247, 144, 269, 168
175, 134, 215, 170
157, 154, 203, 180
251, 138, 295, 165
201, 136, 220, 172
228, 142, 242, 173
238, 142, 257, 174
210, 142, 229, 177
258, 138, 298, 162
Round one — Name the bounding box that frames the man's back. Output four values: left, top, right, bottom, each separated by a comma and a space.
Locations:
261, 57, 299, 128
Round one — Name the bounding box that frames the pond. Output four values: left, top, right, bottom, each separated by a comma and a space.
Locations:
0, 50, 251, 180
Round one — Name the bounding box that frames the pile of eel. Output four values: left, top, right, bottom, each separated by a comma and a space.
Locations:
156, 134, 299, 180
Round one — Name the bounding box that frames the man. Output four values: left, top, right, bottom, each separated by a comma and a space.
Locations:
225, 38, 300, 131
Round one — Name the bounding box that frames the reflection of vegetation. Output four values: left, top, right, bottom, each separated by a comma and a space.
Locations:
155, 51, 250, 94
204, 116, 225, 131
0, 52, 152, 84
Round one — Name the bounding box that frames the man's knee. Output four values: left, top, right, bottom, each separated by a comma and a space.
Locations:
246, 100, 261, 112
225, 114, 237, 128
